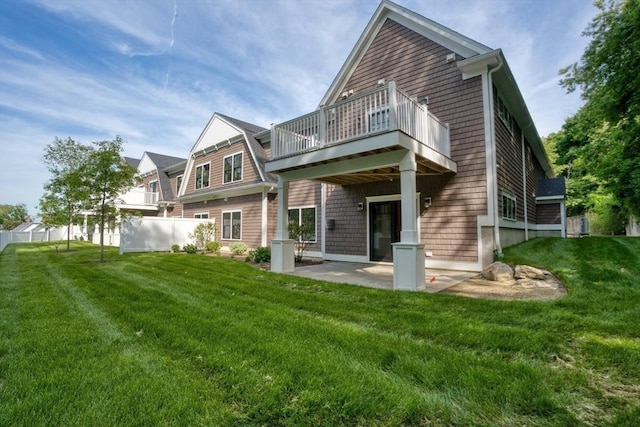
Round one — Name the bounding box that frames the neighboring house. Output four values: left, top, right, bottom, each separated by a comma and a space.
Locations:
177, 113, 322, 252
117, 152, 187, 217
265, 0, 564, 290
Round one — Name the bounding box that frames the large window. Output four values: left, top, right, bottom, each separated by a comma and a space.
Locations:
195, 163, 210, 189
223, 152, 243, 183
502, 191, 516, 221
222, 210, 242, 240
288, 206, 316, 242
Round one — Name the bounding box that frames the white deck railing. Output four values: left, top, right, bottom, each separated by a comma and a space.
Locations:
271, 81, 450, 159
118, 188, 159, 206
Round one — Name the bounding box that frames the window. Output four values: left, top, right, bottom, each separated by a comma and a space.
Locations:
194, 212, 209, 219
502, 192, 516, 221
148, 180, 158, 193
288, 206, 316, 242
195, 163, 210, 189
223, 152, 243, 183
222, 210, 241, 240
176, 175, 183, 194
497, 95, 513, 134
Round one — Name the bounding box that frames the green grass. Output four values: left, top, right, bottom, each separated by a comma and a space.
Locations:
1, 238, 638, 426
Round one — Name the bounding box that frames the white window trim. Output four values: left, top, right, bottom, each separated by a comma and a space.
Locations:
176, 174, 183, 195
497, 95, 513, 134
222, 209, 242, 240
193, 212, 209, 219
502, 191, 517, 221
148, 180, 158, 192
195, 162, 211, 190
288, 205, 317, 243
222, 151, 243, 184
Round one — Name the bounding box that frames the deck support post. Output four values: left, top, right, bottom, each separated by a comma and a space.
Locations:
393, 150, 425, 291
271, 176, 295, 273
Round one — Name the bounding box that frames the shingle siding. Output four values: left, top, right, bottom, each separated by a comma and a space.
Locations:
325, 18, 487, 263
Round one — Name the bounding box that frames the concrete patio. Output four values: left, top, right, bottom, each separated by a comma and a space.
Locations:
288, 261, 477, 293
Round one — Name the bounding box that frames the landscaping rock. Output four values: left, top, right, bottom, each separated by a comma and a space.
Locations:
514, 265, 546, 280
482, 262, 514, 283
515, 278, 539, 288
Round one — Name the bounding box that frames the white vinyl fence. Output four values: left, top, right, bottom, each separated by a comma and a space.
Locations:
119, 216, 216, 254
0, 227, 67, 253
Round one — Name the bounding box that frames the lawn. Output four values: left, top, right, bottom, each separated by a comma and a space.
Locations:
1, 238, 638, 426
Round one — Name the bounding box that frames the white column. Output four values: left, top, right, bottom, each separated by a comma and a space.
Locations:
388, 80, 398, 130
271, 176, 295, 273
392, 150, 425, 291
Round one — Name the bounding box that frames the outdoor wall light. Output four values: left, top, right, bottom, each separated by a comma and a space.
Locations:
327, 219, 336, 230
357, 202, 364, 211
424, 197, 432, 209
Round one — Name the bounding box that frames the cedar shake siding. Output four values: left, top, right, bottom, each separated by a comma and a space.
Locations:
327, 18, 487, 263
184, 144, 259, 195
183, 193, 264, 249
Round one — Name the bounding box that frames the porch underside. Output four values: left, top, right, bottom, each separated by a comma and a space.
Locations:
266, 131, 457, 185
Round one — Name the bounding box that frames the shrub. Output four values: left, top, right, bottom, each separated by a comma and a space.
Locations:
206, 241, 221, 255
183, 243, 197, 254
248, 246, 271, 263
229, 242, 248, 256
288, 222, 315, 262
188, 222, 217, 250
171, 244, 180, 253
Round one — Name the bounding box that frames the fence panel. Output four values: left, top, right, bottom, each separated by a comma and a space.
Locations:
119, 217, 216, 254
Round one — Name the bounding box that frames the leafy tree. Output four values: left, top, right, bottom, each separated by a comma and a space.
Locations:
39, 137, 92, 250
0, 204, 30, 230
189, 222, 217, 251
85, 137, 138, 262
288, 221, 315, 263
559, 0, 640, 219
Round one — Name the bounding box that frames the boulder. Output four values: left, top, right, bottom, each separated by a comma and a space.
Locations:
515, 278, 539, 288
514, 265, 546, 280
482, 262, 514, 283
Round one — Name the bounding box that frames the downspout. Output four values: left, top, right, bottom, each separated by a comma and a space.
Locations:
488, 60, 504, 257
521, 131, 528, 241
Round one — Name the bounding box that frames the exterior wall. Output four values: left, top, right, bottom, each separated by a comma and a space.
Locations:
325, 18, 487, 264
537, 203, 562, 224
183, 139, 260, 195
182, 193, 265, 249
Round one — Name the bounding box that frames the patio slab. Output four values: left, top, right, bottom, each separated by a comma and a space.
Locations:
289, 261, 477, 293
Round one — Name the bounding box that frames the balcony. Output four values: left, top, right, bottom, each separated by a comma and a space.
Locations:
116, 188, 159, 210
267, 81, 456, 185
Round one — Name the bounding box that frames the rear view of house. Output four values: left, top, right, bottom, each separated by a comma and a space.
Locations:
266, 0, 564, 290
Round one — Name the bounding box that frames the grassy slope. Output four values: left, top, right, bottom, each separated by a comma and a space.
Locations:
0, 238, 638, 426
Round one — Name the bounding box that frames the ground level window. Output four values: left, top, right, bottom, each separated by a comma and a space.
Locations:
288, 206, 316, 242
502, 192, 516, 221
194, 212, 209, 219
222, 210, 241, 240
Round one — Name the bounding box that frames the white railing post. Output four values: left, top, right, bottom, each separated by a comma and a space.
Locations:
318, 105, 326, 148
270, 123, 278, 159
388, 81, 398, 131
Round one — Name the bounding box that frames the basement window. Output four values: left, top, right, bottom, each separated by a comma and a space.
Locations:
502, 191, 516, 221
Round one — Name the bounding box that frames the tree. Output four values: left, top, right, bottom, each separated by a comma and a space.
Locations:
85, 136, 138, 262
39, 137, 92, 251
559, 0, 640, 219
288, 221, 315, 263
0, 204, 30, 230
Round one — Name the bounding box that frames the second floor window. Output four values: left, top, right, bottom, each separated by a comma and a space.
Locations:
223, 152, 243, 183
196, 163, 210, 189
176, 175, 183, 195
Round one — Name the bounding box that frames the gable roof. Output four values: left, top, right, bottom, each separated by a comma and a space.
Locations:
124, 156, 140, 168
146, 152, 186, 202
320, 0, 491, 106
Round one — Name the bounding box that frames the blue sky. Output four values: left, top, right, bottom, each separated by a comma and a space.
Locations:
0, 0, 597, 217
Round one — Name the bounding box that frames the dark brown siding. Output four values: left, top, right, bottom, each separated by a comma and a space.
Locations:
326, 18, 487, 263
537, 204, 561, 224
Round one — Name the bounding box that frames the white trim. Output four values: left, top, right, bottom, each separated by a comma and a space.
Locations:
221, 209, 242, 240
176, 174, 184, 196
261, 189, 268, 247
536, 196, 565, 203
222, 151, 243, 184
501, 190, 517, 221
195, 161, 211, 190
321, 183, 327, 256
